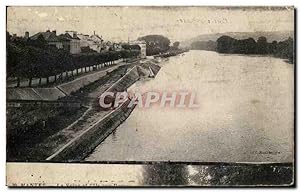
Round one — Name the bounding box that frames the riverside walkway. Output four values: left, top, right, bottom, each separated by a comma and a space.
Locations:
7, 59, 124, 88
7, 59, 134, 101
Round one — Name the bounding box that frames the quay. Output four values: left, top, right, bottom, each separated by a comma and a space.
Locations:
7, 58, 162, 161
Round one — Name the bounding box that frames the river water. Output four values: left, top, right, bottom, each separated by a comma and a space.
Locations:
85, 50, 294, 163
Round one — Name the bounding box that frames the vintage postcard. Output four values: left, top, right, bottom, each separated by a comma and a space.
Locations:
6, 6, 294, 187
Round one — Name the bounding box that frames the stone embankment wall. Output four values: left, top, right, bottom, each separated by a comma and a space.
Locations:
46, 63, 161, 161
47, 99, 136, 161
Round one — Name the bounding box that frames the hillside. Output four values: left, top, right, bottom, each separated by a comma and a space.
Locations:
181, 31, 294, 48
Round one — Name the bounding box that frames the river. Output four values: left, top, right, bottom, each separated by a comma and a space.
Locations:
85, 50, 294, 163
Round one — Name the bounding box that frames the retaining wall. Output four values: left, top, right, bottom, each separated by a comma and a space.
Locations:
57, 68, 114, 95
48, 100, 136, 161
46, 66, 141, 161
7, 87, 66, 101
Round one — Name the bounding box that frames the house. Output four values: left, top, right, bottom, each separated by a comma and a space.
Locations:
30, 30, 63, 49
77, 31, 105, 53
102, 41, 123, 51
59, 31, 81, 54
30, 30, 81, 54
129, 40, 147, 58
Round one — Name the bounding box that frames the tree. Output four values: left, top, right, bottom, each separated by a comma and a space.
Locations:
256, 36, 268, 54
238, 38, 256, 54
215, 35, 294, 63
269, 41, 278, 54
257, 36, 267, 44
173, 41, 180, 48
7, 38, 144, 81
6, 31, 11, 44
216, 35, 237, 53
274, 37, 294, 63
138, 35, 171, 55
27, 35, 47, 48
122, 44, 141, 50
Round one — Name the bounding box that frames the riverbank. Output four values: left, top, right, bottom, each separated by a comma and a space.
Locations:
7, 57, 164, 161
190, 35, 294, 64
152, 49, 188, 58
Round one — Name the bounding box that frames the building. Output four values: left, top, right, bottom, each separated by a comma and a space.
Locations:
59, 31, 81, 54
77, 31, 105, 53
30, 30, 81, 54
129, 40, 147, 59
30, 30, 63, 49
29, 30, 123, 54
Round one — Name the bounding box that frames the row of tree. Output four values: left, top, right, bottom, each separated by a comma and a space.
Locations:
7, 33, 182, 82
216, 36, 294, 63
7, 38, 140, 81
138, 35, 180, 56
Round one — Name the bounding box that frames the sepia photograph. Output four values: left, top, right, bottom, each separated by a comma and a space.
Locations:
5, 6, 295, 187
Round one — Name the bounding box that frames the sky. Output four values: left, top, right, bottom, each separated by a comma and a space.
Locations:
7, 6, 294, 42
